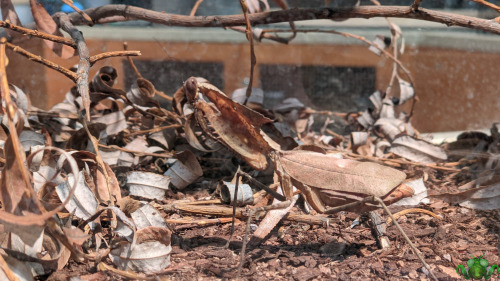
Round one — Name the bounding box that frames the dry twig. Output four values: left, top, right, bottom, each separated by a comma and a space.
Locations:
65, 5, 500, 35
0, 19, 75, 47
5, 41, 77, 81
54, 12, 91, 121
239, 0, 257, 105
190, 0, 205, 16
89, 50, 141, 66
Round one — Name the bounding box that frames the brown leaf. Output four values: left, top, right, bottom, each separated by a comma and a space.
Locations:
126, 78, 159, 107
278, 150, 406, 199
0, 119, 32, 213
62, 226, 91, 247
186, 78, 273, 170
1, 0, 22, 39
29, 0, 76, 59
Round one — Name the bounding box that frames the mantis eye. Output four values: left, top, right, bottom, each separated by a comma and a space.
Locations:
479, 259, 489, 267
467, 259, 475, 268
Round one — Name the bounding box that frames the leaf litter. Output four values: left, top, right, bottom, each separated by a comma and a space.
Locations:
0, 4, 498, 281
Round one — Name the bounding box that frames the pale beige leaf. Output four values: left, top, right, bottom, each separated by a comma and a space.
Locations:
390, 135, 447, 163
126, 171, 170, 200
109, 226, 171, 274
163, 150, 202, 189
131, 204, 168, 230
0, 254, 34, 281
278, 150, 406, 198
55, 171, 98, 220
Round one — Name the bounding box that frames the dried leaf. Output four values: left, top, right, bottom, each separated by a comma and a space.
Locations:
126, 78, 158, 107
93, 111, 127, 136
374, 118, 405, 141
252, 191, 297, 243
392, 177, 430, 206
246, 0, 270, 13
187, 78, 273, 170
368, 35, 388, 56
390, 135, 447, 164
19, 131, 45, 152
0, 254, 34, 281
278, 150, 406, 200
430, 176, 500, 210
398, 77, 414, 105
273, 98, 304, 112
126, 171, 171, 200
184, 115, 218, 152
1, 0, 22, 39
109, 226, 172, 274
1, 148, 79, 246
131, 204, 168, 229
56, 171, 99, 220
62, 226, 90, 246
0, 119, 32, 213
163, 150, 202, 189
29, 0, 76, 59
231, 87, 264, 105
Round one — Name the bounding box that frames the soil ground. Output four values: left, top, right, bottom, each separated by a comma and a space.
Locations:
43, 168, 500, 281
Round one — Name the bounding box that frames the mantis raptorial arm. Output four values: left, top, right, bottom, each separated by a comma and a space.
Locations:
456, 265, 471, 280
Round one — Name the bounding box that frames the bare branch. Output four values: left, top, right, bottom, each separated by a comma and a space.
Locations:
53, 12, 91, 121
0, 19, 75, 47
411, 0, 423, 11
239, 0, 256, 105
190, 0, 205, 17
65, 5, 500, 35
123, 42, 142, 78
60, 0, 93, 25
468, 0, 500, 13
89, 50, 141, 66
5, 41, 76, 81
261, 28, 414, 88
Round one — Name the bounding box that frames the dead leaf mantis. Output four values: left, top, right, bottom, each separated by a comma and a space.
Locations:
180, 77, 438, 280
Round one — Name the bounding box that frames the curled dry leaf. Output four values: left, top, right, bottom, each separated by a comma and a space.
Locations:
70, 151, 122, 203
131, 204, 168, 229
126, 171, 171, 200
392, 177, 430, 206
0, 119, 32, 214
19, 130, 45, 152
29, 0, 76, 59
126, 78, 159, 107
2, 231, 71, 276
374, 118, 405, 141
397, 77, 414, 105
390, 135, 448, 164
185, 77, 273, 170
0, 254, 34, 281
93, 111, 127, 136
62, 226, 91, 246
56, 171, 99, 220
109, 226, 172, 274
163, 150, 202, 189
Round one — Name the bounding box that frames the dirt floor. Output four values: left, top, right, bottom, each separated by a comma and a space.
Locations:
42, 168, 500, 281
